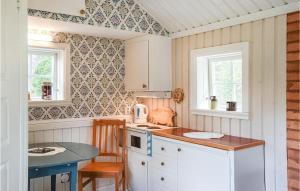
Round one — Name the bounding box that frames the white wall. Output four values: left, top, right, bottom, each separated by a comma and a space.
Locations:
142, 15, 288, 191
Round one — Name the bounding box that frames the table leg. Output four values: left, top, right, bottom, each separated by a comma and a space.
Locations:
28, 178, 31, 191
70, 165, 78, 191
51, 175, 56, 191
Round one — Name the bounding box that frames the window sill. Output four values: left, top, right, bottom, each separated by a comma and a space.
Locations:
28, 99, 72, 107
191, 109, 249, 120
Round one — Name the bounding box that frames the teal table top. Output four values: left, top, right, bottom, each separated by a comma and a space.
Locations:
28, 142, 98, 169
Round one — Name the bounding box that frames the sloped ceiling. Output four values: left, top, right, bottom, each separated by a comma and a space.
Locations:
136, 0, 299, 33
28, 0, 169, 37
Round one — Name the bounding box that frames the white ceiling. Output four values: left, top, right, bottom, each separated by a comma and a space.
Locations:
136, 0, 299, 33
28, 16, 144, 40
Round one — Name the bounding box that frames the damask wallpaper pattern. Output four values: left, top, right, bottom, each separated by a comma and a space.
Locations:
28, 0, 169, 36
28, 33, 132, 121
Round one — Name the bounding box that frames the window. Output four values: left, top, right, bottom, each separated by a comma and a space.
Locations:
191, 42, 249, 119
28, 41, 70, 105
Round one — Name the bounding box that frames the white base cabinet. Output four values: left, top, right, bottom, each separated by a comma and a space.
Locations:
127, 150, 148, 191
178, 143, 231, 191
149, 136, 265, 191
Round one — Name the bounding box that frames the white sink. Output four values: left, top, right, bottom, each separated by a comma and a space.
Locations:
183, 132, 224, 139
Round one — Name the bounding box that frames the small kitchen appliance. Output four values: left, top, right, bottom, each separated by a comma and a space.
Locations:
134, 104, 148, 124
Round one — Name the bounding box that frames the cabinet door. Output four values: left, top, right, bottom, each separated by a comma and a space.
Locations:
178, 144, 231, 191
125, 40, 149, 91
148, 36, 172, 91
128, 151, 148, 191
28, 0, 85, 16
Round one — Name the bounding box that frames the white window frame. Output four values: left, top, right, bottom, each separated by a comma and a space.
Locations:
28, 40, 71, 106
190, 42, 249, 119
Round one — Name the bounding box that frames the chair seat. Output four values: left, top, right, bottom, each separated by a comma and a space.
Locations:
79, 162, 124, 174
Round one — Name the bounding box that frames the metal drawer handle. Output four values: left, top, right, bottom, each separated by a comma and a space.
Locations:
35, 168, 39, 171
161, 177, 165, 181
161, 147, 165, 151
141, 161, 145, 166
161, 162, 165, 166
142, 84, 147, 88
178, 148, 182, 152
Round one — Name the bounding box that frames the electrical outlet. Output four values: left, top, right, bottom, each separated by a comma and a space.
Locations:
60, 173, 70, 183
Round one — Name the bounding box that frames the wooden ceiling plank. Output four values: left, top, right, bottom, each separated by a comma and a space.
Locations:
209, 0, 233, 19
136, 0, 179, 32
251, 0, 273, 10
285, 0, 299, 3
240, 0, 260, 13
158, 0, 193, 31
223, 0, 246, 16
184, 0, 211, 26
200, 0, 228, 21
194, 0, 220, 23
161, 0, 196, 30
171, 1, 299, 38
265, 0, 285, 7
211, 0, 238, 18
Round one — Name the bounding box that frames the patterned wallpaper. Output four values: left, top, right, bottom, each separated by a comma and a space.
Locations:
28, 0, 169, 36
28, 32, 132, 121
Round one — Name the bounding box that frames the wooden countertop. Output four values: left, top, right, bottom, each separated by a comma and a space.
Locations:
152, 128, 265, 151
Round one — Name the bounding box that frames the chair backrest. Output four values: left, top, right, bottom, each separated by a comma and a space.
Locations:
92, 119, 127, 163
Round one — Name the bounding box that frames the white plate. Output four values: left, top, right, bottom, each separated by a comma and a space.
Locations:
183, 132, 224, 139
28, 147, 66, 157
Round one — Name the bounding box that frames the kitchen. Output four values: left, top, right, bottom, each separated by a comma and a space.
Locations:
1, 0, 299, 191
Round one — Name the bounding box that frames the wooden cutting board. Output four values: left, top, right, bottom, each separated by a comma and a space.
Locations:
150, 107, 176, 127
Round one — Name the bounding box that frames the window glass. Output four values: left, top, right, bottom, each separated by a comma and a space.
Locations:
28, 49, 58, 100
208, 54, 242, 111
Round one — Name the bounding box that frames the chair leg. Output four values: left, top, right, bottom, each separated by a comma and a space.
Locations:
78, 173, 83, 191
92, 178, 96, 191
115, 175, 119, 191
122, 171, 126, 191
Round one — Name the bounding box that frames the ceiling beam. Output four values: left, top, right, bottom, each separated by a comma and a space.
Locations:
171, 1, 299, 39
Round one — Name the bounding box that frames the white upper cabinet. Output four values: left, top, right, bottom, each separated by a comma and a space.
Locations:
28, 0, 86, 17
125, 39, 149, 91
125, 35, 172, 91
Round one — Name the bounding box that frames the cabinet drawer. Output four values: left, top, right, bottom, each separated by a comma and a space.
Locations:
150, 185, 174, 191
153, 138, 178, 158
150, 155, 177, 173
148, 168, 177, 191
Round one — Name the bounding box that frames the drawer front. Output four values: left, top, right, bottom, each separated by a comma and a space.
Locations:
148, 168, 177, 191
153, 138, 178, 158
150, 185, 174, 191
150, 155, 177, 173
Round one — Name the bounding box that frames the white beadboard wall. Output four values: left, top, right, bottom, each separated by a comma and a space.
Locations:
28, 116, 129, 191
141, 15, 287, 191
28, 15, 288, 191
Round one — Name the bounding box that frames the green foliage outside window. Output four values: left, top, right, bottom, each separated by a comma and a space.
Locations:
29, 54, 53, 98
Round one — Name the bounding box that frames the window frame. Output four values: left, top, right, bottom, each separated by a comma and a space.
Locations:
190, 42, 249, 119
28, 40, 71, 106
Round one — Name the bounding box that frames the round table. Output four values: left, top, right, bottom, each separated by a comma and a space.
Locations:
28, 142, 98, 191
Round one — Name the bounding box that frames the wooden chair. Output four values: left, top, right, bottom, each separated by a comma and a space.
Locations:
78, 119, 127, 191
